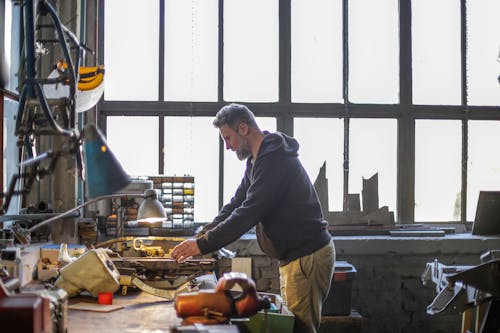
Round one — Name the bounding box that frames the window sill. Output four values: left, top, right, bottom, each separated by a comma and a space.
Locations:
229, 232, 500, 256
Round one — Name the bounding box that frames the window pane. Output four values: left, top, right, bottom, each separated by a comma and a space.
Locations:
3, 1, 12, 195
467, 121, 500, 221
106, 117, 159, 176
350, 119, 397, 214
348, 0, 399, 103
415, 120, 461, 221
223, 0, 279, 102
467, 0, 500, 106
3, 0, 11, 82
164, 117, 219, 222
291, 0, 343, 103
295, 118, 344, 211
223, 117, 277, 204
104, 0, 159, 101
412, 0, 461, 105
164, 0, 218, 101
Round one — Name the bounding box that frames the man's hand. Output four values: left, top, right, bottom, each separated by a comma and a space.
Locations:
171, 239, 201, 262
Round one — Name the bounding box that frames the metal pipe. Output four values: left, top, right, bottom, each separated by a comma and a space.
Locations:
0, 211, 80, 222
29, 193, 144, 232
41, 0, 79, 128
23, 0, 36, 99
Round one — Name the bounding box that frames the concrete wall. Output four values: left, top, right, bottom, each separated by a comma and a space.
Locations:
217, 234, 500, 333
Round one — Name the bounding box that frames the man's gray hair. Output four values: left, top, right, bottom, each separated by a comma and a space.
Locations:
213, 103, 258, 130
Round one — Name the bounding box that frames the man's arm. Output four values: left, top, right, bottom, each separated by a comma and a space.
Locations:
172, 169, 251, 262
196, 154, 289, 254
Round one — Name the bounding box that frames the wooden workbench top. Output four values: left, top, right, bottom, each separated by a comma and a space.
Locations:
67, 291, 182, 332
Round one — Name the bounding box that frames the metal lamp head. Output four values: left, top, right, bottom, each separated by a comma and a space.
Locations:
83, 124, 131, 198
137, 189, 167, 223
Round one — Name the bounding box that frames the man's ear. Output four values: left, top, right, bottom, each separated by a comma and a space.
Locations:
237, 122, 249, 136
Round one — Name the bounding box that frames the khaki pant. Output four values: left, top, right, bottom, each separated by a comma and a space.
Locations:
279, 239, 335, 333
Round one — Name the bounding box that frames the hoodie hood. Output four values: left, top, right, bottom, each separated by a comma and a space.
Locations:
257, 131, 299, 159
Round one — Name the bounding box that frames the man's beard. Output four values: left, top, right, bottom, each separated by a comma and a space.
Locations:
236, 139, 252, 161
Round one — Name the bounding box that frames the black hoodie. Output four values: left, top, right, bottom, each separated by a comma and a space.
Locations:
196, 131, 332, 265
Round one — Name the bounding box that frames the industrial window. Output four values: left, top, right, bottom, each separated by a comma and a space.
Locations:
294, 118, 344, 211
291, 0, 343, 103
415, 120, 461, 222
164, 0, 218, 101
349, 119, 397, 214
2, 0, 12, 194
412, 0, 461, 105
223, 0, 279, 102
99, 0, 500, 225
466, 0, 500, 106
106, 117, 159, 176
104, 0, 159, 101
348, 0, 399, 104
467, 121, 500, 221
163, 117, 219, 222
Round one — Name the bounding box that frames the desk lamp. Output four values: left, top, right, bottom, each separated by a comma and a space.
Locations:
136, 189, 167, 223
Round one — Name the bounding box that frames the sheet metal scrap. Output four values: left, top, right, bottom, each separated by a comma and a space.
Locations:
446, 259, 500, 298
421, 260, 475, 314
422, 256, 500, 315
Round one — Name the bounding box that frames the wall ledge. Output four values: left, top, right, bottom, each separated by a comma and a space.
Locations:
225, 233, 500, 256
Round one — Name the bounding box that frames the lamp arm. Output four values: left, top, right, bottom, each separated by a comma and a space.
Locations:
28, 193, 144, 232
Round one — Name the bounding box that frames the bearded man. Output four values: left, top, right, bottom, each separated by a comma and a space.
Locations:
172, 103, 335, 333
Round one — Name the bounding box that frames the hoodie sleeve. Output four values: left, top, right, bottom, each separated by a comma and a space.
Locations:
196, 152, 289, 254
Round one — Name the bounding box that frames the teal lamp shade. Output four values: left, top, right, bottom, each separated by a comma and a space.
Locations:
83, 124, 131, 198
137, 189, 167, 223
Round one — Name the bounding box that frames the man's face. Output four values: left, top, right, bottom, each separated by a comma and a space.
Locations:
219, 124, 252, 161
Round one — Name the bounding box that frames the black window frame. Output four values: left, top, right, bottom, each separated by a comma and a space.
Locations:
97, 0, 500, 224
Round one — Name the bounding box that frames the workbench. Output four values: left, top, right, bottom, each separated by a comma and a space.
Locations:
68, 291, 182, 332
67, 291, 242, 333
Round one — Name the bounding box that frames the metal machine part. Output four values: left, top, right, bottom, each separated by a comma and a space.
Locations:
0, 247, 22, 278
95, 236, 187, 256
55, 248, 121, 297
446, 259, 500, 298
112, 257, 217, 296
422, 251, 500, 333
421, 260, 474, 314
26, 287, 69, 333
94, 236, 218, 299
117, 273, 192, 300
218, 247, 236, 259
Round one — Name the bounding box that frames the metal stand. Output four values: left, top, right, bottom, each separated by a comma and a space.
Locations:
2, 0, 87, 214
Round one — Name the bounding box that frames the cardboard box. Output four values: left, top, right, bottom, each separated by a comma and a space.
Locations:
37, 261, 59, 281
323, 261, 357, 316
